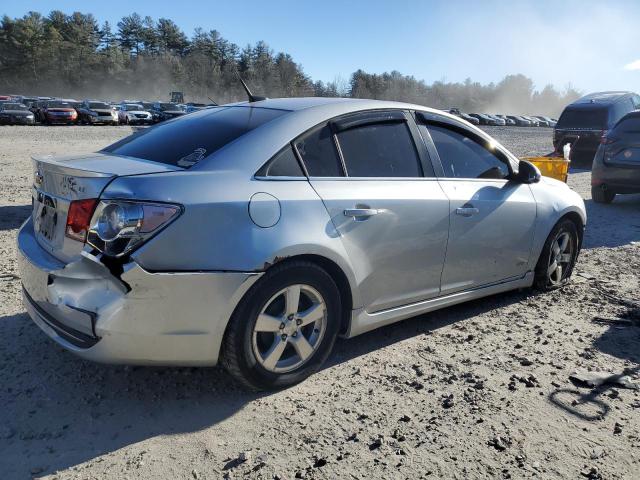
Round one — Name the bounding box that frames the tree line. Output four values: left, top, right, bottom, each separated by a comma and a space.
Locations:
0, 11, 580, 115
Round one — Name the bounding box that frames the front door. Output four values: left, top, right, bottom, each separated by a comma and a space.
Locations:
417, 120, 537, 294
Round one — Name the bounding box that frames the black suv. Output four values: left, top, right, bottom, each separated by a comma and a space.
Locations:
554, 91, 640, 167
591, 110, 640, 203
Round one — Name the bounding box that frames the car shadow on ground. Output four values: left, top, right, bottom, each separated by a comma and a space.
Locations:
0, 288, 533, 477
581, 194, 640, 249
0, 204, 30, 231
548, 304, 640, 422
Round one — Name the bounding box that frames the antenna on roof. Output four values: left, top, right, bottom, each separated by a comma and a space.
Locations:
237, 74, 266, 103
207, 96, 218, 106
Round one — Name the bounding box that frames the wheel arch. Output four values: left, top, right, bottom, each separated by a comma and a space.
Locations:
559, 210, 585, 249
261, 254, 354, 336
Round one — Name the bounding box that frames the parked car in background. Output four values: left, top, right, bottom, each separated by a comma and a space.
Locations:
0, 102, 35, 125
521, 115, 540, 127
485, 114, 506, 126
495, 115, 516, 126
534, 116, 557, 128
554, 91, 640, 166
469, 113, 499, 125
151, 102, 187, 122
447, 108, 480, 125
77, 100, 118, 125
17, 97, 586, 390
184, 102, 207, 113
19, 97, 39, 108
118, 103, 154, 124
506, 115, 532, 127
0, 95, 11, 101
39, 100, 78, 125
591, 110, 640, 203
113, 104, 125, 124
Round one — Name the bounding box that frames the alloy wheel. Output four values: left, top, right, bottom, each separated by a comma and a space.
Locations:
252, 284, 327, 373
547, 232, 573, 285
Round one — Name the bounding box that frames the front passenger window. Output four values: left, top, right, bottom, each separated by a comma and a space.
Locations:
426, 125, 510, 179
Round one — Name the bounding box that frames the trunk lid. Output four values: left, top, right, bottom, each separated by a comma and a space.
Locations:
31, 152, 180, 263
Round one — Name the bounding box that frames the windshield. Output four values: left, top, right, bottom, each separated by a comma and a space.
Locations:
557, 107, 608, 129
47, 101, 72, 108
125, 104, 143, 111
102, 106, 287, 167
89, 102, 111, 110
2, 103, 27, 110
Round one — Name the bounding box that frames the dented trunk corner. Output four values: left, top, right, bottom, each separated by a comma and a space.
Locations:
30, 152, 183, 264
19, 217, 263, 364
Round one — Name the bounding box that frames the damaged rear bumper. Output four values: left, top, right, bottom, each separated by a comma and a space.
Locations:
17, 218, 261, 366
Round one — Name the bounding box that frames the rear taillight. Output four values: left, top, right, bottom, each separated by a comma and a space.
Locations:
65, 199, 98, 242
87, 200, 181, 257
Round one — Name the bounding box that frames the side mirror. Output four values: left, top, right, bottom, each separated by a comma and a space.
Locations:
516, 160, 541, 184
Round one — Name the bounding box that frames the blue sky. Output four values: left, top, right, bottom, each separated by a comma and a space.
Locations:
4, 0, 640, 93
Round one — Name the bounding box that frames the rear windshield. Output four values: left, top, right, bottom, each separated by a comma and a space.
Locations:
612, 115, 640, 134
557, 107, 607, 129
102, 106, 287, 167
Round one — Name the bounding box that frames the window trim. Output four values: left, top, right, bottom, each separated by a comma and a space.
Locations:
329, 110, 406, 133
257, 109, 442, 181
415, 111, 517, 180
291, 122, 346, 178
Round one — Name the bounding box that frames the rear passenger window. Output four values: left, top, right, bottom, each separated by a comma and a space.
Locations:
294, 124, 344, 177
256, 145, 304, 177
336, 122, 422, 177
426, 125, 509, 179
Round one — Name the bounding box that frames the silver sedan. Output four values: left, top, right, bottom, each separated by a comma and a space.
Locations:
17, 98, 586, 390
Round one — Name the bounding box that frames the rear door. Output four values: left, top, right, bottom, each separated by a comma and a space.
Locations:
298, 111, 450, 313
416, 113, 537, 294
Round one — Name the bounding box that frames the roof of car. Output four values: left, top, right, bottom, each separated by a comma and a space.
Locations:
571, 91, 635, 105
223, 96, 424, 112
193, 96, 519, 173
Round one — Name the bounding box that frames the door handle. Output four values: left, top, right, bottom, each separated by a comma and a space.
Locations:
455, 206, 479, 217
344, 208, 379, 219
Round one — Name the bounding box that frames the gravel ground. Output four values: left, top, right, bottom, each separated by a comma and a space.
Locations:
1, 125, 639, 480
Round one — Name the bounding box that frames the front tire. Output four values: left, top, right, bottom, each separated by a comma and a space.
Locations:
222, 261, 341, 391
534, 219, 579, 290
591, 186, 615, 204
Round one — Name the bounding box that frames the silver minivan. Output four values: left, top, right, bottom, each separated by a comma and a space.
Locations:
17, 97, 586, 390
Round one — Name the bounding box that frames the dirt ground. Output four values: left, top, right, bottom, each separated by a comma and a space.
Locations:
1, 126, 639, 480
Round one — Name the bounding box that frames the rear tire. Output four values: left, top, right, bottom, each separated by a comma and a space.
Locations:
534, 219, 579, 291
221, 260, 341, 391
591, 186, 615, 204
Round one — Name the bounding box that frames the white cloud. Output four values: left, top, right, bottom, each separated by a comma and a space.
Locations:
623, 60, 640, 71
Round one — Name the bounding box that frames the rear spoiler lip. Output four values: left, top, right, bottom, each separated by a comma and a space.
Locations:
32, 155, 114, 178
31, 153, 182, 178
